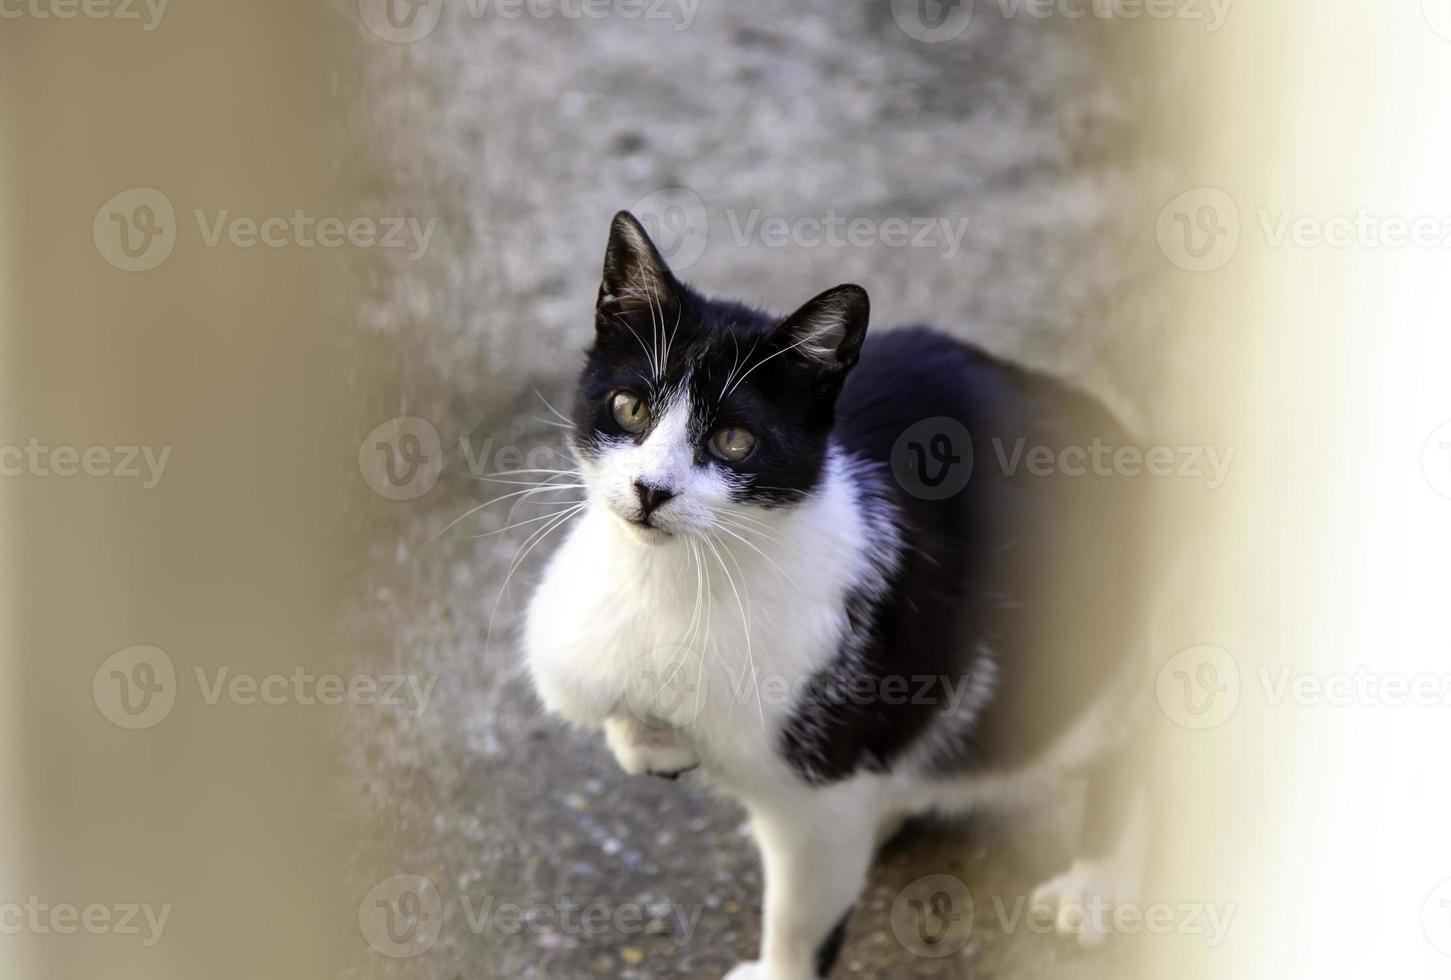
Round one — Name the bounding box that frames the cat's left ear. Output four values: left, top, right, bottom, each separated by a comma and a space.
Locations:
597, 210, 679, 323
774, 284, 870, 375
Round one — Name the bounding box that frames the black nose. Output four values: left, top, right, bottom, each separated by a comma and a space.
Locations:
634, 481, 676, 516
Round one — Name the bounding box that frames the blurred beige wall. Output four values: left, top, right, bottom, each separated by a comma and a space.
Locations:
0, 4, 367, 978
1140, 4, 1451, 978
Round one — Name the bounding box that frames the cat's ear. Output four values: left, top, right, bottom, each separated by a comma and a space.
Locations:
774, 284, 870, 374
597, 211, 678, 324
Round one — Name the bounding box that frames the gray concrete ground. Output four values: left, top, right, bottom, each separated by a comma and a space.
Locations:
342, 1, 1162, 976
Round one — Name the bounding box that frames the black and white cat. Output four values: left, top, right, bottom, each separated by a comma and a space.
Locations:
525, 212, 1150, 979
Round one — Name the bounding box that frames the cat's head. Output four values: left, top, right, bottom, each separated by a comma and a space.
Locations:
571, 211, 870, 542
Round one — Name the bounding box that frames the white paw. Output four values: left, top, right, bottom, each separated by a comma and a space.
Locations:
1031, 859, 1134, 948
604, 717, 700, 778
723, 961, 768, 980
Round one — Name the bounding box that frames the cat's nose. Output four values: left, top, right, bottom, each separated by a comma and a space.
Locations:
633, 481, 676, 516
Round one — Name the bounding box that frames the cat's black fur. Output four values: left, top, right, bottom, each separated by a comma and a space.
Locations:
781, 326, 1147, 784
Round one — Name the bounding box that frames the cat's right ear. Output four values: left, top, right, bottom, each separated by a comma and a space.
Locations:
597, 211, 678, 328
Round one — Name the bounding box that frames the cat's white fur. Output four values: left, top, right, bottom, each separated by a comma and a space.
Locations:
524, 398, 1135, 979
527, 435, 890, 790
528, 408, 908, 978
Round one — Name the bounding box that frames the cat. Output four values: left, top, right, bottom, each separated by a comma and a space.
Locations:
523, 211, 1151, 979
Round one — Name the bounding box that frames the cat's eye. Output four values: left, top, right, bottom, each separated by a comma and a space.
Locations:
610, 391, 651, 433
708, 426, 756, 462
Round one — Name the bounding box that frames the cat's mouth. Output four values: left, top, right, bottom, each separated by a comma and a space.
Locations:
628, 515, 671, 537
615, 509, 674, 542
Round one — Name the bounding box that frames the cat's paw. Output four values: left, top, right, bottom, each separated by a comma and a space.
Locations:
722, 961, 767, 980
1031, 859, 1135, 947
603, 716, 700, 778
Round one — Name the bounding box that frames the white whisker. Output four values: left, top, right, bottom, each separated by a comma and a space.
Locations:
724, 333, 815, 399
702, 530, 765, 732
426, 483, 581, 545
712, 520, 804, 593
461, 501, 588, 539
532, 385, 574, 426
485, 502, 588, 654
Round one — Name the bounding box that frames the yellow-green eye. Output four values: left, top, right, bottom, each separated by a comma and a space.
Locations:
708, 426, 756, 462
610, 391, 651, 433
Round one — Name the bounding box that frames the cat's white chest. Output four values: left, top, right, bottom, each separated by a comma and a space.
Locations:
524, 459, 880, 783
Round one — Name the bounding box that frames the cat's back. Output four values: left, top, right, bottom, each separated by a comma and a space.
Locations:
834, 324, 1149, 771
834, 325, 1126, 467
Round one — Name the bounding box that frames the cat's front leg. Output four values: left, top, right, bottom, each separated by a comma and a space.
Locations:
603, 712, 700, 779
727, 780, 881, 980
1031, 749, 1148, 946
